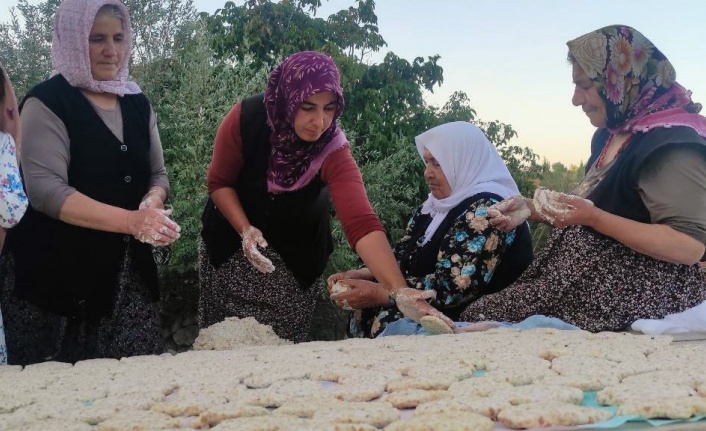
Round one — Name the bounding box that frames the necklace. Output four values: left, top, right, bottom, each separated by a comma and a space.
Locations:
594, 134, 632, 169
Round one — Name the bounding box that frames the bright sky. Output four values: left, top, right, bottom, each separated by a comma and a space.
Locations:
3, 0, 705, 166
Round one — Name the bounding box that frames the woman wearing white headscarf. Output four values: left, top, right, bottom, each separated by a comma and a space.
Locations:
328, 121, 533, 337
0, 0, 181, 365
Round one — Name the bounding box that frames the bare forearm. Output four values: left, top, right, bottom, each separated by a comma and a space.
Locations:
355, 230, 407, 291
58, 190, 181, 246
590, 209, 705, 265
211, 187, 250, 236
58, 192, 131, 233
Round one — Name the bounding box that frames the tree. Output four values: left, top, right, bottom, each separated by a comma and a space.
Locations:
1, 0, 543, 280
0, 0, 59, 99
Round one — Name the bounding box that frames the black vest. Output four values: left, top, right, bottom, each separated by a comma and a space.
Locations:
398, 192, 534, 321
201, 93, 333, 288
586, 126, 706, 222
5, 74, 158, 319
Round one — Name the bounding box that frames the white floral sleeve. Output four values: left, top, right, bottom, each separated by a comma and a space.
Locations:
0, 132, 27, 228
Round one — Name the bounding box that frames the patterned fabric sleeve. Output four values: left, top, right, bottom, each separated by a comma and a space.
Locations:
0, 132, 27, 228
402, 197, 516, 309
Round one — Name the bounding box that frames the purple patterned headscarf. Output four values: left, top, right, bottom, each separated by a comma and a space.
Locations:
264, 51, 347, 192
567, 25, 700, 134
52, 0, 141, 96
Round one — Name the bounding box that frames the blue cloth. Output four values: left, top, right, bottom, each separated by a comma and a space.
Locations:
378, 315, 580, 337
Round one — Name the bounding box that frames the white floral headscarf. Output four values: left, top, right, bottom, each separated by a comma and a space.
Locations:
52, 0, 141, 96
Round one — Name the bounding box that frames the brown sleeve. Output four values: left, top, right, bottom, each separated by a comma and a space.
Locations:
147, 108, 170, 196
207, 103, 244, 194
322, 146, 385, 249
638, 145, 706, 244
19, 97, 75, 218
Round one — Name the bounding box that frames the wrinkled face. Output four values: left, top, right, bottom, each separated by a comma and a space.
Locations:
293, 91, 338, 142
88, 14, 126, 81
422, 149, 452, 199
571, 62, 607, 128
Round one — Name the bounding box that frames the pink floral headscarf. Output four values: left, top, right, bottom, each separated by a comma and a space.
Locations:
264, 51, 347, 192
52, 0, 141, 96
567, 25, 703, 135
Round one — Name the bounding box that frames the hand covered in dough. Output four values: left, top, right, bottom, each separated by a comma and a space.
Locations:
241, 225, 275, 273
329, 279, 389, 310
131, 207, 181, 247
326, 268, 373, 292
487, 195, 531, 232
542, 193, 598, 229
393, 287, 456, 332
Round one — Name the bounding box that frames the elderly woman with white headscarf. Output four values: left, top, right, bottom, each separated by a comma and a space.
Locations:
328, 121, 534, 337
0, 0, 181, 365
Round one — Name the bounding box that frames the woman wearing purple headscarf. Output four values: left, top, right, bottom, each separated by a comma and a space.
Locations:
0, 0, 181, 365
199, 51, 428, 342
461, 25, 706, 332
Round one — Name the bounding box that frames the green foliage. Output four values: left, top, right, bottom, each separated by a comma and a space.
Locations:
0, 0, 58, 99
1, 0, 546, 280
125, 0, 198, 66
327, 131, 422, 276
134, 19, 269, 272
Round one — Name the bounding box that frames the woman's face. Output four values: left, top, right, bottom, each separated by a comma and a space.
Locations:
293, 91, 338, 142
88, 14, 126, 81
571, 62, 607, 128
422, 149, 452, 199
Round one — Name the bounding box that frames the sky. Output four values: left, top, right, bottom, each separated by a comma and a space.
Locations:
3, 0, 705, 166
200, 0, 706, 166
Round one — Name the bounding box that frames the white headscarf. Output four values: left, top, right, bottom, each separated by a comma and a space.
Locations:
415, 121, 520, 244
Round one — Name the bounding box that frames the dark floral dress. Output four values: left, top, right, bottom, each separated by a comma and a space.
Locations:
460, 226, 706, 332
352, 196, 526, 338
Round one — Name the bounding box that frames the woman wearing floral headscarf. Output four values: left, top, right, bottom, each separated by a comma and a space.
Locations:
199, 51, 427, 342
0, 0, 181, 365
461, 25, 706, 332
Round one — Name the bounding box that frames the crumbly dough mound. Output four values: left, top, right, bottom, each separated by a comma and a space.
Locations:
193, 316, 291, 351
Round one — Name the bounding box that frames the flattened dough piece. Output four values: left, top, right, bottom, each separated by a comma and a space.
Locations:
386, 412, 494, 431
420, 315, 455, 335
497, 402, 614, 429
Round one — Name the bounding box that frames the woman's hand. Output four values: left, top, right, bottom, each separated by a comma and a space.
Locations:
129, 207, 181, 247
487, 195, 531, 232
139, 188, 166, 210
393, 287, 456, 332
544, 194, 599, 229
241, 225, 275, 273
329, 279, 389, 310
326, 268, 373, 292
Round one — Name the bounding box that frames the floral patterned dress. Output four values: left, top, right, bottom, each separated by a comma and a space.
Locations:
1, 131, 28, 364
351, 195, 531, 338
